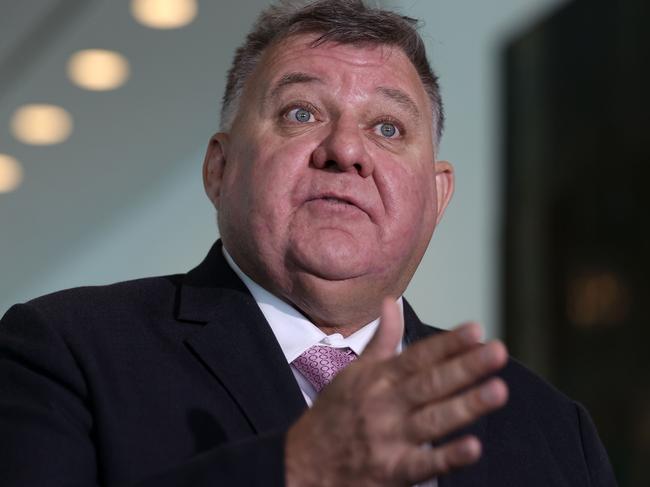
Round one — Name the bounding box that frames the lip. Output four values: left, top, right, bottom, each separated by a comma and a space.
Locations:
306, 191, 371, 218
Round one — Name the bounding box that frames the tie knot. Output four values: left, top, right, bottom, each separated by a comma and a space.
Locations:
292, 345, 357, 392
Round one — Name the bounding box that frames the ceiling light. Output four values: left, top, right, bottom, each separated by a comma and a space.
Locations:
10, 104, 73, 145
0, 154, 23, 193
67, 49, 130, 91
131, 0, 198, 29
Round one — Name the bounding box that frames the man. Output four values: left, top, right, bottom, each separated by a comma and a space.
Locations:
0, 1, 616, 486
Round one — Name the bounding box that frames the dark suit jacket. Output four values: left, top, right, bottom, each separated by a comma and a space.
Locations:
0, 241, 616, 486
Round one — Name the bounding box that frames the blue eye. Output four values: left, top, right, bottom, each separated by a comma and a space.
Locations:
288, 107, 314, 123
377, 122, 399, 138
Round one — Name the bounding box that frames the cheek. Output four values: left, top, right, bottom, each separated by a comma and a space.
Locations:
377, 162, 437, 247
224, 134, 317, 228
377, 164, 435, 229
253, 136, 315, 208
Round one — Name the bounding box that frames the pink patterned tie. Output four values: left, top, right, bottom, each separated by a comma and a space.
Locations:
292, 345, 357, 392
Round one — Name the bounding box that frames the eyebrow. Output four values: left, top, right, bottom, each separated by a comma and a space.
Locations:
268, 72, 324, 100
376, 86, 421, 121
264, 72, 422, 121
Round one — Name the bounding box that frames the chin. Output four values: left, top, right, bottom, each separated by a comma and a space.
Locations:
287, 230, 373, 281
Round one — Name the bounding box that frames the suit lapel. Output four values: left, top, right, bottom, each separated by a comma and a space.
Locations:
178, 241, 307, 434
403, 301, 489, 487
177, 246, 489, 482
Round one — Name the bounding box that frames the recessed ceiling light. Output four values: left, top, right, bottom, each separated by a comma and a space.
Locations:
130, 0, 198, 29
10, 104, 73, 146
67, 49, 130, 91
0, 154, 23, 193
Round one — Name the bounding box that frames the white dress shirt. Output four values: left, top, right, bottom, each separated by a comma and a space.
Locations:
223, 247, 437, 487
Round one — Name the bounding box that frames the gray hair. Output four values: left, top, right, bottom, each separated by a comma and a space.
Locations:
219, 0, 444, 143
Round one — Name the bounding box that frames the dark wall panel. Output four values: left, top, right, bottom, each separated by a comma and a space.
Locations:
503, 1, 650, 484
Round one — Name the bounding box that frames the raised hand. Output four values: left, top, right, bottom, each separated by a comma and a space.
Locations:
285, 298, 509, 487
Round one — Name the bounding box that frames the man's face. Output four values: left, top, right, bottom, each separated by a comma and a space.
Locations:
204, 34, 453, 318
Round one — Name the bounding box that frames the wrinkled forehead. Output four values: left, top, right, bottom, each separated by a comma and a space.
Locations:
265, 33, 400, 69
247, 33, 431, 111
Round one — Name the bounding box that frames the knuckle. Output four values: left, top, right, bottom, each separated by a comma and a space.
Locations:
408, 455, 430, 480
420, 406, 442, 437
429, 449, 451, 475
401, 348, 425, 374
454, 359, 474, 385
353, 363, 392, 394
402, 373, 428, 405
461, 389, 486, 419
426, 367, 444, 396
367, 444, 411, 483
453, 396, 475, 423
369, 455, 396, 483
461, 349, 484, 377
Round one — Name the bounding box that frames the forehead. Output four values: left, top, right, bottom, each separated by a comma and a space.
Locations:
251, 33, 429, 107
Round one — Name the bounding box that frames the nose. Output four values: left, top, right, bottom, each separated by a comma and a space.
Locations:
311, 120, 374, 178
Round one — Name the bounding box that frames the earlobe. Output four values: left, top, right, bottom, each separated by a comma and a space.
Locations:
202, 133, 229, 209
433, 160, 455, 225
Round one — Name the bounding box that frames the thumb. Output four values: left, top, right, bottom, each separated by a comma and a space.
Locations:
362, 297, 404, 362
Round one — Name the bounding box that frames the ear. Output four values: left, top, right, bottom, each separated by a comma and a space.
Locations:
202, 132, 229, 209
433, 160, 454, 226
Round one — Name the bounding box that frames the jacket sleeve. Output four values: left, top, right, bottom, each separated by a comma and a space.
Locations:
575, 402, 618, 487
0, 303, 287, 487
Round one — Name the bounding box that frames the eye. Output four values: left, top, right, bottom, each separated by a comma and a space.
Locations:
375, 122, 400, 138
286, 107, 315, 123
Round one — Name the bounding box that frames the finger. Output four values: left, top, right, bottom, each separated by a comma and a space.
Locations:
401, 339, 508, 406
362, 297, 404, 362
397, 435, 482, 485
393, 322, 483, 375
404, 377, 508, 444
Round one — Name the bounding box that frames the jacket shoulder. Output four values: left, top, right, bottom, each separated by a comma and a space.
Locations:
28, 274, 181, 313
2, 274, 185, 342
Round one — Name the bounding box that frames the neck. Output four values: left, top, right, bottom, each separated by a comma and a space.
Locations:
222, 244, 405, 337
279, 272, 403, 337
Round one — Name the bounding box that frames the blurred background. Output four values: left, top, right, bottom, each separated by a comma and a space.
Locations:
1, 0, 646, 484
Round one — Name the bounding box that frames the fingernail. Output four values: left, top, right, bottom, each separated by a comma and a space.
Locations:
460, 437, 481, 458
458, 323, 481, 343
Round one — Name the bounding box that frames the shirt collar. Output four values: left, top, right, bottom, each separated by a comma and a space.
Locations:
222, 246, 403, 362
